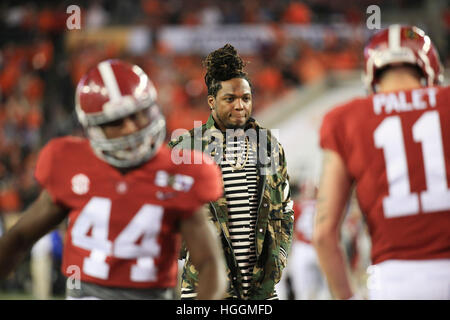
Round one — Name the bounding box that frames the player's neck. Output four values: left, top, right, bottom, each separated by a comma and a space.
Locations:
377, 68, 422, 93
377, 81, 422, 93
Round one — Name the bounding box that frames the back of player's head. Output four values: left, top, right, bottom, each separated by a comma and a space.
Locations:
203, 43, 252, 97
75, 59, 166, 168
363, 24, 444, 93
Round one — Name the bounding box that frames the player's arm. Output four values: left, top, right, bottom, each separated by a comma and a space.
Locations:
0, 189, 68, 278
313, 149, 354, 299
180, 205, 226, 300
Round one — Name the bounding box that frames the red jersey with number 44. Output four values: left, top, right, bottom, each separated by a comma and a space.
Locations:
35, 137, 223, 288
320, 86, 450, 265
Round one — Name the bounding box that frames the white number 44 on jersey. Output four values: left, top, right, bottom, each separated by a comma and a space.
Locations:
71, 197, 164, 282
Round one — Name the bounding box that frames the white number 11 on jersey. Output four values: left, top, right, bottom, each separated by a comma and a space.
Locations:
374, 110, 450, 218
71, 197, 164, 282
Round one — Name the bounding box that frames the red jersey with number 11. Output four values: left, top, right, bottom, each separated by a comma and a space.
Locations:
320, 86, 450, 265
35, 137, 223, 288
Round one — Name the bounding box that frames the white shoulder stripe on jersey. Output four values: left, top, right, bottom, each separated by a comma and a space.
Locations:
98, 61, 122, 102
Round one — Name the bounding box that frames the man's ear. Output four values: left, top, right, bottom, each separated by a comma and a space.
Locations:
207, 95, 215, 110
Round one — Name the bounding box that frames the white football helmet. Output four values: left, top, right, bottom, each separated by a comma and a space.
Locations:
75, 59, 166, 168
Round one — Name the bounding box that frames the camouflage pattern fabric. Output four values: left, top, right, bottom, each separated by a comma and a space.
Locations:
168, 115, 294, 300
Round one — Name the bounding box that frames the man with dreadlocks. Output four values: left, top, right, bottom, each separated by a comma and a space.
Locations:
169, 44, 294, 300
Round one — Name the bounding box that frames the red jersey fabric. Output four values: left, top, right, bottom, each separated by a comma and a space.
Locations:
320, 86, 450, 264
35, 137, 223, 288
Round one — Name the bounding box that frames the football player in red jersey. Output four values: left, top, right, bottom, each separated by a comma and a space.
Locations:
314, 25, 450, 299
0, 59, 227, 300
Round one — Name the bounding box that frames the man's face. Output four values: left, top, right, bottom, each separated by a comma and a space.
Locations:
208, 78, 252, 131
100, 107, 151, 139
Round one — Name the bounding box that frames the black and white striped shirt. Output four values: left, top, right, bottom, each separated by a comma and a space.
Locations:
221, 135, 258, 298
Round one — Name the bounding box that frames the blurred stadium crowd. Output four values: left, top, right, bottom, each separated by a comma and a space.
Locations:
0, 0, 448, 298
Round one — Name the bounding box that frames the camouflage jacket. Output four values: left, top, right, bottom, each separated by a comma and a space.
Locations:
168, 115, 294, 300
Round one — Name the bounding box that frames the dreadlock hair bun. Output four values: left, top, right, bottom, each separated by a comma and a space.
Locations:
204, 44, 250, 97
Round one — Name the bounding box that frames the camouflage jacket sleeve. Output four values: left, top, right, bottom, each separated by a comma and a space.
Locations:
278, 143, 294, 269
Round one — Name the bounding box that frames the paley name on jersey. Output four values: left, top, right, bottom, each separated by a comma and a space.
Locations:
372, 87, 437, 115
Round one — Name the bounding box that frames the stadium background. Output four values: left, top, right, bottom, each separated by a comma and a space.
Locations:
0, 0, 448, 299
